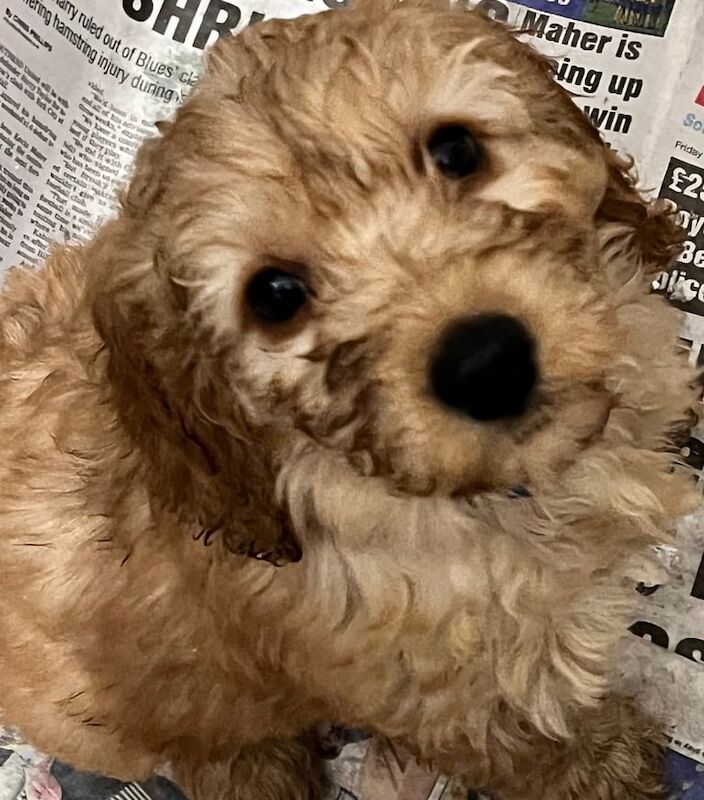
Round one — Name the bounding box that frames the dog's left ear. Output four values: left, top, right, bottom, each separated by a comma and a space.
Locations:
90, 266, 302, 567
596, 148, 684, 279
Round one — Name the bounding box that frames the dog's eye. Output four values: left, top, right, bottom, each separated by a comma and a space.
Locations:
427, 125, 481, 179
246, 268, 308, 323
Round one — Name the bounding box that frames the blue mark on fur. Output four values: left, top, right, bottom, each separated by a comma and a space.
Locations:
508, 485, 532, 498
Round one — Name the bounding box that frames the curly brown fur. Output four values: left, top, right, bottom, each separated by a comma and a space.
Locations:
0, 2, 698, 799
477, 695, 667, 800
175, 736, 327, 800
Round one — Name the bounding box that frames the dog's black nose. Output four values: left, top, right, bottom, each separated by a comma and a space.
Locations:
429, 314, 537, 421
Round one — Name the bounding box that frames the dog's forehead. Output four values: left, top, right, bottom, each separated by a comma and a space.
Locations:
213, 10, 545, 144
260, 10, 520, 124
190, 6, 607, 221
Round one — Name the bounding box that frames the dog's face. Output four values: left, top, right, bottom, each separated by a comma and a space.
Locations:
90, 1, 685, 556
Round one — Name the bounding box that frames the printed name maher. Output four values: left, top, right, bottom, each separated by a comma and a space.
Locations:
121, 0, 344, 50
521, 12, 642, 135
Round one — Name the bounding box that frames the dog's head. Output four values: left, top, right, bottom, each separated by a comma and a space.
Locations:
89, 0, 691, 562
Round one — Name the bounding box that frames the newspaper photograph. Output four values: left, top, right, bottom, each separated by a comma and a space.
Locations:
3, 0, 704, 798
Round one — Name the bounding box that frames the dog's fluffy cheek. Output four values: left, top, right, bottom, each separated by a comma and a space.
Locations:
518, 395, 613, 487
235, 333, 321, 415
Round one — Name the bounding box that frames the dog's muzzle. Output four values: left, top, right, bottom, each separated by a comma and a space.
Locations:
429, 313, 537, 421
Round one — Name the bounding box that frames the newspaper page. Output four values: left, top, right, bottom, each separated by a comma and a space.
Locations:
2, 0, 704, 799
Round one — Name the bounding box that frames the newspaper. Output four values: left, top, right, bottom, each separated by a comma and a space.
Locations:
3, 0, 704, 798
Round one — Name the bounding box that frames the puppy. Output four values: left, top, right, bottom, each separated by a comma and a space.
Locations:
0, 1, 697, 798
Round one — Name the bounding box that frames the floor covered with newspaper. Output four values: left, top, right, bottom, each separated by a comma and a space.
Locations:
1, 726, 704, 800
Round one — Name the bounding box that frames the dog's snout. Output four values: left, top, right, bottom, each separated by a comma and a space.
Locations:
429, 314, 537, 421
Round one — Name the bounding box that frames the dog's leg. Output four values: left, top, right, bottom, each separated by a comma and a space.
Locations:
488, 695, 666, 800
174, 735, 327, 800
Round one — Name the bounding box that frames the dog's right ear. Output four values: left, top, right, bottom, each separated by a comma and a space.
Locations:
596, 148, 684, 281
